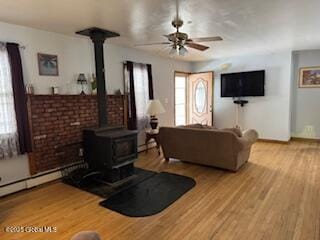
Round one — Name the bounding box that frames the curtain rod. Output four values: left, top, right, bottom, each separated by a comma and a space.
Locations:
0, 41, 26, 49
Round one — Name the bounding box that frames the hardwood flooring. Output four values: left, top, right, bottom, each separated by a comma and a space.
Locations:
0, 141, 320, 240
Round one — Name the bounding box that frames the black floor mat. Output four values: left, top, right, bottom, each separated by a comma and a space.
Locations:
99, 172, 196, 217
63, 168, 156, 199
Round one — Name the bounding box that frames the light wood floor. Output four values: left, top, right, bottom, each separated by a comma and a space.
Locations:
1, 141, 320, 240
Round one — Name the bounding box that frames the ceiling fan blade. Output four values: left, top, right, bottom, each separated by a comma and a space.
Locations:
185, 42, 209, 51
187, 36, 223, 42
135, 42, 171, 47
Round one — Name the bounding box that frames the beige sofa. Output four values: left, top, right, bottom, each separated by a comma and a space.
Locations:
159, 126, 258, 172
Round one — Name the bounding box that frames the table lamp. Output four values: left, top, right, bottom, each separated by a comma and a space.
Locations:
147, 99, 165, 130
77, 73, 87, 95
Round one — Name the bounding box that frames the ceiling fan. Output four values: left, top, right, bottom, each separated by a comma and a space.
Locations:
135, 0, 223, 56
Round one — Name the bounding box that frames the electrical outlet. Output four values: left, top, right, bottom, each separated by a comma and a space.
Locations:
306, 126, 313, 132
79, 148, 84, 157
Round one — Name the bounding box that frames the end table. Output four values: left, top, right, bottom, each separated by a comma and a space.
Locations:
145, 129, 161, 155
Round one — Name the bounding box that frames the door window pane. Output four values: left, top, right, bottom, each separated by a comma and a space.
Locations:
195, 80, 207, 113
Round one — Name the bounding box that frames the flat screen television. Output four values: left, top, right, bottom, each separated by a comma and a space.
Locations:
221, 70, 265, 97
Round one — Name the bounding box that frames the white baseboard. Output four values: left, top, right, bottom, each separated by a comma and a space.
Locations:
0, 170, 62, 197
0, 161, 82, 197
26, 171, 62, 188
0, 181, 27, 197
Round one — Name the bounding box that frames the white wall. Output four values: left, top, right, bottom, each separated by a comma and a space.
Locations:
0, 21, 191, 186
192, 51, 292, 141
0, 21, 95, 95
291, 50, 320, 139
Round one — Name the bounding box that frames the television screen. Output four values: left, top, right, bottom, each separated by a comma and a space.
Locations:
221, 70, 265, 97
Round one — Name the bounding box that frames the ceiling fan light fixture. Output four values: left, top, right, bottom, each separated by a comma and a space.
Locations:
179, 45, 188, 56
169, 45, 178, 55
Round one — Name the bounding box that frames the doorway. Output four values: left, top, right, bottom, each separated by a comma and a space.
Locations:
174, 71, 213, 126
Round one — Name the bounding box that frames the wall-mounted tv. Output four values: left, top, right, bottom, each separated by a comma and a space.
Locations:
221, 70, 265, 97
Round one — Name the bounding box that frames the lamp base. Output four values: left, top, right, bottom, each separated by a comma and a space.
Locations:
150, 116, 158, 130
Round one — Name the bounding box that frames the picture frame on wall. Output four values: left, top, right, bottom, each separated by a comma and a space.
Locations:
38, 53, 59, 76
299, 66, 320, 88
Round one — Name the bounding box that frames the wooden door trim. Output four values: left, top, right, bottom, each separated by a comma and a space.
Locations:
175, 70, 192, 75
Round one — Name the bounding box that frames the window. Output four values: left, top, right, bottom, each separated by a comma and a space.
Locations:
124, 61, 153, 145
0, 43, 19, 158
174, 73, 188, 126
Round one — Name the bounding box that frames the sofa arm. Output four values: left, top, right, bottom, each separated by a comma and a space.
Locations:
243, 129, 258, 144
236, 129, 259, 150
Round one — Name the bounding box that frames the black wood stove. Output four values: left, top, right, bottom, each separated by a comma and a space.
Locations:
83, 126, 137, 183
76, 28, 138, 184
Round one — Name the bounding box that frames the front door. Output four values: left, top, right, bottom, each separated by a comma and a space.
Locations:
188, 72, 213, 125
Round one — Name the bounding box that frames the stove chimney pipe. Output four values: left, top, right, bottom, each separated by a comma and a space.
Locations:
76, 27, 120, 126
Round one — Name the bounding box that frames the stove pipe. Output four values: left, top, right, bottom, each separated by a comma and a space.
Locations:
76, 27, 120, 126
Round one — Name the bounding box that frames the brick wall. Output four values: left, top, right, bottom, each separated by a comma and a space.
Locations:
27, 94, 125, 174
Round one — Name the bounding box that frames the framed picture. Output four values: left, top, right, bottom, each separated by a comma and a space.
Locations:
38, 53, 59, 76
299, 66, 320, 88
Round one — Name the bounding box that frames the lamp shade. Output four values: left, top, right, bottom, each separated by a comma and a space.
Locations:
147, 99, 165, 116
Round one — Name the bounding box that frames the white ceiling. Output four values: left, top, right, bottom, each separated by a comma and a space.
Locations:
0, 0, 320, 61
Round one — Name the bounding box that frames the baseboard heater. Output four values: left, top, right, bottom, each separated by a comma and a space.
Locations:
0, 161, 83, 197
0, 143, 156, 197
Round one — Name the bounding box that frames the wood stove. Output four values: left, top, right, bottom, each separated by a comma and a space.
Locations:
77, 28, 138, 184
83, 126, 137, 183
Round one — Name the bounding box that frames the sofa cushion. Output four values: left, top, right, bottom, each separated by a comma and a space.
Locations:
222, 128, 243, 137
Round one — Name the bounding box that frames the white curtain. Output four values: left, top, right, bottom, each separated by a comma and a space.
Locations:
0, 43, 19, 159
133, 63, 150, 132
